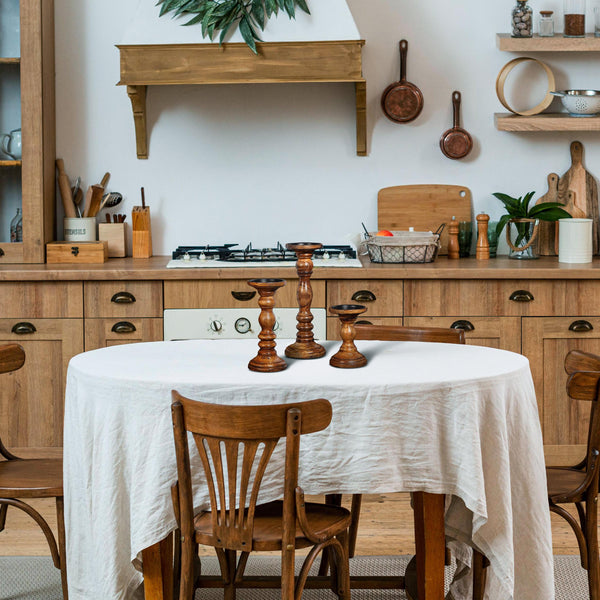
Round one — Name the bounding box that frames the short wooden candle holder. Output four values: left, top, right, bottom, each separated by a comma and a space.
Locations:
329, 304, 368, 369
285, 242, 326, 360
247, 278, 287, 373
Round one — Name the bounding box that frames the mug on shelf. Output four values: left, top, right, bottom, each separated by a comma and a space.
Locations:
1, 128, 22, 160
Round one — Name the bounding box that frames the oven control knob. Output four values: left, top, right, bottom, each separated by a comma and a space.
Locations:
235, 317, 252, 334
209, 319, 223, 332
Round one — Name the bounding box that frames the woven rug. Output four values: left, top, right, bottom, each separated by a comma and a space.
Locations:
0, 554, 588, 599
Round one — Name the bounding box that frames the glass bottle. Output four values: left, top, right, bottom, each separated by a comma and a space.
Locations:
564, 0, 586, 36
512, 0, 533, 37
539, 11, 555, 36
10, 208, 21, 242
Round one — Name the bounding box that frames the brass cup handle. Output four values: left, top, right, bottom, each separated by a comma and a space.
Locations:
450, 320, 475, 332
355, 320, 373, 325
351, 290, 376, 303
569, 320, 594, 333
11, 322, 36, 335
231, 291, 256, 301
509, 290, 534, 303
111, 292, 136, 304
111, 321, 137, 334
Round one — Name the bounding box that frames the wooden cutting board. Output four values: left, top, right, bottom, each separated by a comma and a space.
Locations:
557, 141, 599, 254
536, 173, 560, 256
378, 184, 472, 255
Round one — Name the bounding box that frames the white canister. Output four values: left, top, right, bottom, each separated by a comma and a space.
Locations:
558, 218, 593, 263
64, 217, 97, 242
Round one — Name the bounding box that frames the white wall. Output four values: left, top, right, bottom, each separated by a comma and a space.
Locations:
54, 0, 600, 255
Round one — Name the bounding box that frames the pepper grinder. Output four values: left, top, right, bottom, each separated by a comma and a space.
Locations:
448, 216, 460, 259
476, 213, 490, 260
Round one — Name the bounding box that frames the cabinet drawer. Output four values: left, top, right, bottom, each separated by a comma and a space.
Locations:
0, 282, 82, 318
84, 282, 163, 318
84, 318, 164, 351
164, 280, 325, 309
405, 280, 600, 317
327, 280, 403, 317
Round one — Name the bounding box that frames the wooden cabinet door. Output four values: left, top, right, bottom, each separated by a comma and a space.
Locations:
0, 318, 83, 448
404, 316, 521, 353
522, 316, 600, 459
85, 318, 163, 351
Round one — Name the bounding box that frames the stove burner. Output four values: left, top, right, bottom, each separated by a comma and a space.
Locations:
171, 243, 357, 262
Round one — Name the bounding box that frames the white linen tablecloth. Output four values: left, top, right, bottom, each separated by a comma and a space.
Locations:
63, 339, 554, 600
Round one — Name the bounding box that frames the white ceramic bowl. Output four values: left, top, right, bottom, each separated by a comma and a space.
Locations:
551, 90, 600, 116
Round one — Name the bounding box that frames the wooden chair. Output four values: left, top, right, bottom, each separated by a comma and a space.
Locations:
0, 343, 68, 599
473, 348, 600, 600
170, 391, 352, 600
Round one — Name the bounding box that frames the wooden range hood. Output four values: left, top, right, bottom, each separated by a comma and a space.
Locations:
117, 39, 367, 158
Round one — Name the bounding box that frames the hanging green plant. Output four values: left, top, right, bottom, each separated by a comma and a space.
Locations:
156, 0, 311, 54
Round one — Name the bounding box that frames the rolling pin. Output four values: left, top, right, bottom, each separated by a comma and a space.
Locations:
56, 159, 77, 218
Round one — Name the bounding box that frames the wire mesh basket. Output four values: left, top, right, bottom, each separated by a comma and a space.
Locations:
361, 227, 442, 264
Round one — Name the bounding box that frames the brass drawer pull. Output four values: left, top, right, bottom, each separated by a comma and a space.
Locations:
509, 290, 534, 303
111, 321, 137, 334
569, 320, 594, 333
355, 320, 373, 325
351, 290, 376, 303
111, 291, 136, 304
11, 322, 36, 335
0, 248, 5, 256
450, 320, 475, 332
231, 291, 256, 301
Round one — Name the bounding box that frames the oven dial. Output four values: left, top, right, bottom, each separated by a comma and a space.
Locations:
235, 317, 252, 334
209, 319, 223, 333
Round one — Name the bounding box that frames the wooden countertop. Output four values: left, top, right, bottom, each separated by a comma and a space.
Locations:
3, 255, 600, 280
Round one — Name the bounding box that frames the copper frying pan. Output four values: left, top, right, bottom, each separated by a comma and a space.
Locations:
440, 91, 473, 160
381, 40, 424, 123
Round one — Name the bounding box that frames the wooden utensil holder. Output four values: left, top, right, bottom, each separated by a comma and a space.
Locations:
132, 206, 152, 258
98, 223, 127, 258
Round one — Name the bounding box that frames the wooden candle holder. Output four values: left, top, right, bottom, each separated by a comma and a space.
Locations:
285, 242, 326, 360
329, 304, 368, 369
247, 278, 287, 373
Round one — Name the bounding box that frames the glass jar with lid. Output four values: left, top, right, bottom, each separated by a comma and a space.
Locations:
564, 0, 586, 36
512, 0, 533, 37
539, 11, 555, 36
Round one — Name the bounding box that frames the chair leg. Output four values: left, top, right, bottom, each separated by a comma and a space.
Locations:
332, 531, 351, 599
56, 497, 69, 600
0, 502, 7, 531
348, 494, 362, 559
472, 550, 488, 600
318, 494, 343, 576
585, 491, 600, 600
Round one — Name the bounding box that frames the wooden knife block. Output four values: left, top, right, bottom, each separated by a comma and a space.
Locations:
132, 206, 152, 258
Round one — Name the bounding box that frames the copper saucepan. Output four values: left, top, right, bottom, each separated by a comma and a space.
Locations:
440, 91, 473, 160
381, 40, 424, 124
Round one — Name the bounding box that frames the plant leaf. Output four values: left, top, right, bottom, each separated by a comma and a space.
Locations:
284, 0, 295, 17
251, 0, 265, 29
239, 16, 258, 53
492, 192, 520, 214
529, 207, 573, 221
522, 191, 536, 215
495, 214, 512, 239
296, 0, 310, 14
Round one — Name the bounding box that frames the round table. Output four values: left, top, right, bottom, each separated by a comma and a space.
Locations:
63, 339, 554, 600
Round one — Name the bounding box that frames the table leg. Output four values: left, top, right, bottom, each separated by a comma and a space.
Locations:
142, 534, 174, 600
413, 492, 445, 600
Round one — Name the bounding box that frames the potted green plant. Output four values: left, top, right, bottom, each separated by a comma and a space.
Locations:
493, 191, 572, 259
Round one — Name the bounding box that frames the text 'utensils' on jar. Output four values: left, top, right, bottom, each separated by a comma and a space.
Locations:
539, 11, 555, 36
564, 0, 586, 37
512, 0, 533, 37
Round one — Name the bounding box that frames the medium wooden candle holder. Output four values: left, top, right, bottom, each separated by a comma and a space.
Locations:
247, 278, 287, 373
329, 304, 368, 369
285, 242, 326, 360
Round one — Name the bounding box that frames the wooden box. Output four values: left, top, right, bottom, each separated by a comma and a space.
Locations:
46, 241, 108, 264
98, 223, 127, 257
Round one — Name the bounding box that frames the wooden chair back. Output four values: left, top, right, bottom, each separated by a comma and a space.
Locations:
0, 344, 25, 461
565, 349, 600, 375
171, 391, 332, 552
354, 324, 465, 344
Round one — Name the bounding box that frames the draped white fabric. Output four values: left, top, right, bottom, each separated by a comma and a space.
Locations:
63, 339, 554, 600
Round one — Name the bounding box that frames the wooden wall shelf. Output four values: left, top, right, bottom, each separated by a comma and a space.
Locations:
117, 40, 367, 158
497, 33, 600, 51
495, 112, 600, 131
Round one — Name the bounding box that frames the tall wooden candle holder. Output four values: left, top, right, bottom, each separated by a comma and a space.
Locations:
329, 304, 368, 369
285, 242, 326, 360
247, 278, 287, 373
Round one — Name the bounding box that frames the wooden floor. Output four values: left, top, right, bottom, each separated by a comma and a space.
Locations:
0, 492, 586, 557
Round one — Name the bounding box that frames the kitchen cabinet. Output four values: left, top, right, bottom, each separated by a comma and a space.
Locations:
0, 0, 55, 263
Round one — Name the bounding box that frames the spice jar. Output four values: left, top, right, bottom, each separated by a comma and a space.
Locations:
564, 0, 586, 36
539, 11, 555, 36
512, 0, 533, 37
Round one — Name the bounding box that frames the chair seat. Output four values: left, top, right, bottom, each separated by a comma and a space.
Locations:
546, 466, 588, 503
0, 459, 63, 498
194, 500, 352, 552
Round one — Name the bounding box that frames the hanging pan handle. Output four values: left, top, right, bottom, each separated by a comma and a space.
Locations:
399, 40, 408, 82
453, 91, 462, 128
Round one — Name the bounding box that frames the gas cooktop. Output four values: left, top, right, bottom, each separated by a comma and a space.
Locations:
166, 242, 363, 268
